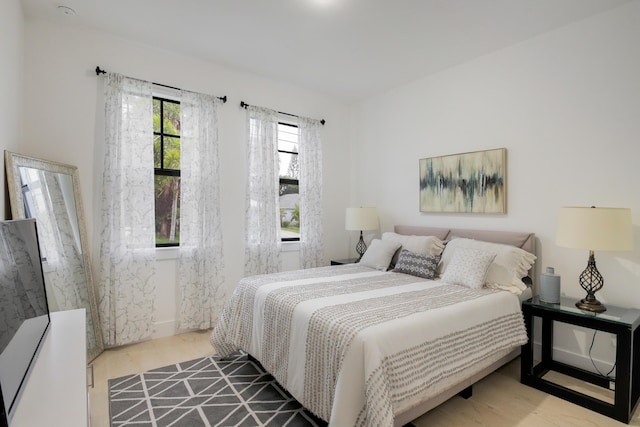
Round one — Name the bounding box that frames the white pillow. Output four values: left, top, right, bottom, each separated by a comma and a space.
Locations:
441, 247, 496, 289
382, 232, 444, 266
439, 237, 536, 294
359, 239, 402, 271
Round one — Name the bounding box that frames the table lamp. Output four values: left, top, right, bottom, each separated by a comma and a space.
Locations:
556, 206, 633, 313
345, 207, 379, 260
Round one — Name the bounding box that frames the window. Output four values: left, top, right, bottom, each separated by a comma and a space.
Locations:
278, 121, 300, 241
153, 97, 180, 246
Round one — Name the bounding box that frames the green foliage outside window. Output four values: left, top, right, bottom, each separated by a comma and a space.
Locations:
153, 98, 181, 245
278, 122, 301, 240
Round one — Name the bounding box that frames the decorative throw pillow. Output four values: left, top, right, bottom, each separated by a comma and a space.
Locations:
359, 239, 402, 271
440, 247, 496, 289
438, 237, 536, 294
393, 249, 440, 279
381, 232, 445, 266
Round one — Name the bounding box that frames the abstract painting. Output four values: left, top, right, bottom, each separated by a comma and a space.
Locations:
419, 148, 506, 213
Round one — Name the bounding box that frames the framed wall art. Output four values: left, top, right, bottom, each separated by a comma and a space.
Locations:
419, 148, 506, 213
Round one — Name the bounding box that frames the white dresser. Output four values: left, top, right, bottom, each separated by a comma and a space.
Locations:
10, 309, 87, 427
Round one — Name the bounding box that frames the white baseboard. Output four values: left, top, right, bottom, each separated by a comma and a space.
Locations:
152, 320, 200, 340
152, 320, 176, 339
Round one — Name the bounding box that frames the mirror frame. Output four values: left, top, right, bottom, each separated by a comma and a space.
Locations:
4, 151, 104, 361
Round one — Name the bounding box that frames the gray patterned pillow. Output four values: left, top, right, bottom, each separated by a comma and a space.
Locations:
392, 249, 440, 279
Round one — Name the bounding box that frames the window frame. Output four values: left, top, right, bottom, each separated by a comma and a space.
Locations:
278, 120, 300, 242
153, 96, 181, 248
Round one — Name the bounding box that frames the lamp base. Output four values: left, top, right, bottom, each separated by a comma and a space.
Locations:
355, 231, 367, 261
575, 297, 606, 313
575, 251, 606, 313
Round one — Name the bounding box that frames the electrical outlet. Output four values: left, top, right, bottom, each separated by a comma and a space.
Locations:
610, 381, 616, 391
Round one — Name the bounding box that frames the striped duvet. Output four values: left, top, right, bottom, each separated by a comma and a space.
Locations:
211, 265, 527, 426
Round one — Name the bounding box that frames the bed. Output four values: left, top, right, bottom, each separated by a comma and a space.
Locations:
211, 226, 536, 426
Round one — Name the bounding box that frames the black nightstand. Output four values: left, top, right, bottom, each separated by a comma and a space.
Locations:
521, 297, 640, 423
330, 258, 360, 265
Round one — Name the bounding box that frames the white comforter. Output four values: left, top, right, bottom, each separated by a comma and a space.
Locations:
211, 265, 528, 426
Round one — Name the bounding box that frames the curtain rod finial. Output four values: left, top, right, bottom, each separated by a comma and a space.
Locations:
95, 66, 106, 76
321, 119, 326, 126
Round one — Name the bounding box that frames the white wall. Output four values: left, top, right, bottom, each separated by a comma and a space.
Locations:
21, 3, 640, 368
22, 20, 352, 339
0, 0, 25, 218
350, 2, 640, 370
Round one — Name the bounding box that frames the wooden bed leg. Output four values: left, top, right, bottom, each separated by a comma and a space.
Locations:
457, 385, 473, 399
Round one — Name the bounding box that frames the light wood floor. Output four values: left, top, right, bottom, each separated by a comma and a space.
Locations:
89, 331, 639, 427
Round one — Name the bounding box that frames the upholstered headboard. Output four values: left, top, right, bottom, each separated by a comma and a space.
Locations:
394, 225, 536, 282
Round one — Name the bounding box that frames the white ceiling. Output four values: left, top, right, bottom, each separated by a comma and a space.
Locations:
21, 0, 632, 101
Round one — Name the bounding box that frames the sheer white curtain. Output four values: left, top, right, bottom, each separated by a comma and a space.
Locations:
98, 73, 157, 347
177, 90, 225, 329
244, 106, 281, 275
298, 117, 324, 268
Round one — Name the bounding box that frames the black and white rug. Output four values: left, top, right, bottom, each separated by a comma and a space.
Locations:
109, 353, 327, 427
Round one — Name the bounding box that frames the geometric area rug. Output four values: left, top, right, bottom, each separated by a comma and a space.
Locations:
108, 352, 327, 427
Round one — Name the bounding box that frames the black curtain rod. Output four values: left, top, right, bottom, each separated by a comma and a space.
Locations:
95, 66, 227, 103
240, 101, 325, 126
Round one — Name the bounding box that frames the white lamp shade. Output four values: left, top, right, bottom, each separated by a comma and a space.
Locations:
345, 207, 379, 231
556, 206, 633, 251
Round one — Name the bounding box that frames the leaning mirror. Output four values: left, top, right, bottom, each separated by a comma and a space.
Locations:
4, 151, 103, 361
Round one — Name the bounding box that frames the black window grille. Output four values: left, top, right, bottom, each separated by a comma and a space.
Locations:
278, 122, 300, 242
153, 97, 181, 247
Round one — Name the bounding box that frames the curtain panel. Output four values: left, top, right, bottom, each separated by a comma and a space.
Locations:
98, 73, 157, 346
177, 90, 226, 329
244, 106, 282, 275
298, 117, 324, 268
